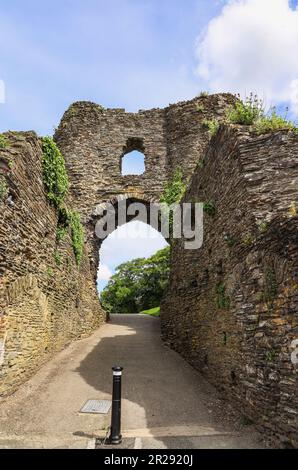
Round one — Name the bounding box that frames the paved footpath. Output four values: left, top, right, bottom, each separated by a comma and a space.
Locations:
0, 315, 265, 449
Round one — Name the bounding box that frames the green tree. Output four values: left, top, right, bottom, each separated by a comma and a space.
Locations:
100, 246, 170, 313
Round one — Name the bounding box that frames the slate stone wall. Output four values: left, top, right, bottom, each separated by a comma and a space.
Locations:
0, 132, 105, 396
0, 94, 234, 397
161, 126, 298, 448
54, 94, 235, 218
54, 93, 235, 270
1, 94, 296, 448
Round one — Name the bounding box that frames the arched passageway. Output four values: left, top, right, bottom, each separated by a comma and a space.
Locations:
98, 220, 168, 298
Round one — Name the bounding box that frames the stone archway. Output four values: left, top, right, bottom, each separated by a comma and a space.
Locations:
86, 193, 163, 283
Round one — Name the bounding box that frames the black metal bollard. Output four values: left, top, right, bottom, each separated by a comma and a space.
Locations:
109, 366, 123, 445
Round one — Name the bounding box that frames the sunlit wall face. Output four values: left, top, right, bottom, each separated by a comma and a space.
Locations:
97, 221, 168, 294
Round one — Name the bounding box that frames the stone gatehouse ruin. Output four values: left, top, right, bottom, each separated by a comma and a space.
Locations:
0, 93, 297, 447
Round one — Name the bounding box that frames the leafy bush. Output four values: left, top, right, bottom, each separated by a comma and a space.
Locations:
227, 93, 264, 125
202, 119, 220, 137
255, 108, 298, 135
42, 137, 69, 208
227, 94, 298, 134
199, 91, 209, 98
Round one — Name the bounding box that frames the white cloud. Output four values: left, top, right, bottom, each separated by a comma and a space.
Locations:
97, 264, 113, 281
0, 80, 5, 104
195, 0, 298, 114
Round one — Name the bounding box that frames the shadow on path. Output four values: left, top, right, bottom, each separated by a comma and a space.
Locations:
76, 315, 261, 448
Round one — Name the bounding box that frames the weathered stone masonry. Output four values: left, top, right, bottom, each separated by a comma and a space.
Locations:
0, 93, 297, 447
0, 94, 234, 397
0, 132, 105, 396
54, 94, 234, 268
161, 126, 298, 447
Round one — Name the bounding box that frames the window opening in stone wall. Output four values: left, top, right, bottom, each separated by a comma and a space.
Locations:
121, 150, 145, 176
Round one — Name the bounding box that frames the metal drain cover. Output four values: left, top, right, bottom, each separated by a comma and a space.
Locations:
80, 400, 112, 415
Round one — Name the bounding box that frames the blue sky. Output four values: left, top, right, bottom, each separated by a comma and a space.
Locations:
1, 0, 297, 135
1, 0, 298, 292
0, 0, 225, 134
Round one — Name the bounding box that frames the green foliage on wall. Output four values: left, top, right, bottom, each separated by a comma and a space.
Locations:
160, 168, 186, 205
227, 94, 263, 125
227, 93, 298, 134
46, 267, 54, 278
160, 168, 187, 238
202, 119, 220, 137
255, 109, 298, 135
266, 350, 277, 363
196, 160, 205, 170
242, 233, 255, 247
40, 133, 84, 264
197, 104, 205, 113
56, 207, 84, 266
0, 134, 8, 149
199, 91, 209, 98
224, 234, 236, 247
56, 225, 68, 242
258, 221, 268, 234
70, 211, 84, 266
101, 247, 170, 314
42, 137, 69, 208
53, 250, 62, 266
203, 201, 216, 217
216, 283, 230, 310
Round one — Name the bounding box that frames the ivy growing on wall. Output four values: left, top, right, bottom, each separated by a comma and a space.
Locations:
56, 207, 85, 266
160, 168, 186, 205
216, 283, 230, 310
42, 137, 69, 208
41, 138, 84, 266
160, 168, 187, 239
53, 250, 62, 267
